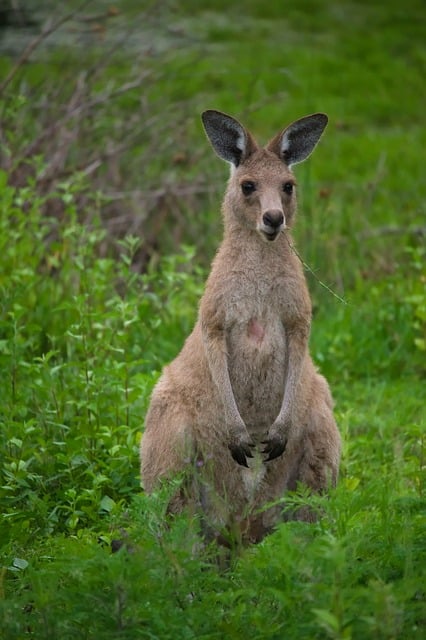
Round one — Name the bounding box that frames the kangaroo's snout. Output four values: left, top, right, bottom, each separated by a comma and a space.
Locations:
261, 210, 285, 240
263, 210, 284, 229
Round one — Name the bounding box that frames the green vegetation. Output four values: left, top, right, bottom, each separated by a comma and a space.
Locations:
0, 1, 424, 638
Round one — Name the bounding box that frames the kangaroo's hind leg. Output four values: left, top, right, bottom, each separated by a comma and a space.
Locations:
284, 374, 341, 520
140, 382, 198, 510
140, 384, 226, 535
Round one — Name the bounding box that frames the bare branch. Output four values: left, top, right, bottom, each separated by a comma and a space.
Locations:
20, 73, 150, 162
0, 0, 94, 95
358, 225, 426, 239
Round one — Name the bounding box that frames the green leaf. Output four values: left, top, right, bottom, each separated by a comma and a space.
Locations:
99, 495, 116, 513
12, 558, 29, 571
312, 608, 340, 633
344, 477, 360, 491
414, 338, 425, 351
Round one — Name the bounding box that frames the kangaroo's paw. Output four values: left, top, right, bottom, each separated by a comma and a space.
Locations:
262, 433, 288, 462
229, 441, 254, 468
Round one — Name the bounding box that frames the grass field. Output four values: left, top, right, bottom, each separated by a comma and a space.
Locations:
0, 0, 425, 638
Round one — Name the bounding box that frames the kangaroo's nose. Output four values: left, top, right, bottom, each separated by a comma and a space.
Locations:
263, 210, 284, 229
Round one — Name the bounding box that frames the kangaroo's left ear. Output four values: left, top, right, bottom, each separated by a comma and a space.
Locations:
267, 113, 328, 167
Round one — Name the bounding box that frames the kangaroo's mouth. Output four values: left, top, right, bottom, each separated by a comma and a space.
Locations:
264, 230, 280, 241
258, 216, 286, 242
260, 226, 282, 242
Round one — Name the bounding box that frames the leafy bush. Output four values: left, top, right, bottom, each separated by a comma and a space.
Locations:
0, 149, 424, 640
0, 169, 203, 545
311, 245, 426, 382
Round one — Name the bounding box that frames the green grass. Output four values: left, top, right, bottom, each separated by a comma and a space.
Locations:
0, 0, 425, 638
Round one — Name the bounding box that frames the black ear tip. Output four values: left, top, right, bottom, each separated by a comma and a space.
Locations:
201, 109, 237, 128
201, 110, 221, 129
316, 113, 329, 127
201, 109, 223, 121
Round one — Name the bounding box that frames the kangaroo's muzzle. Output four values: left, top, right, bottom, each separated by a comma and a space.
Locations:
260, 210, 285, 240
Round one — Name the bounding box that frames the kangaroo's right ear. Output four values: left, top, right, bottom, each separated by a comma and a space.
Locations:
201, 110, 257, 167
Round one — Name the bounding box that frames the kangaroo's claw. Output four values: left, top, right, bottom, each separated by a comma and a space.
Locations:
262, 437, 287, 462
229, 442, 254, 467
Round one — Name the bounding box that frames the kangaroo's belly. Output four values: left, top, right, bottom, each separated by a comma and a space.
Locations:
227, 316, 287, 433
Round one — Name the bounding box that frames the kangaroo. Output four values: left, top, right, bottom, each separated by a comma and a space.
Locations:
140, 109, 341, 544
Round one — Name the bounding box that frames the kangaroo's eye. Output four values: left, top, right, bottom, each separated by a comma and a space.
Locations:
283, 182, 294, 195
241, 181, 256, 196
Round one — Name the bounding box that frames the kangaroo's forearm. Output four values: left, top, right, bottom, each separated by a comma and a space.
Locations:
277, 327, 309, 425
201, 327, 243, 426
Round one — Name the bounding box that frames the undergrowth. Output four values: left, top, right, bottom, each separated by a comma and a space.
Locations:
0, 154, 424, 640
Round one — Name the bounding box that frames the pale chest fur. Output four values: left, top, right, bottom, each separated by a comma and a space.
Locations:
241, 451, 267, 500
222, 268, 292, 434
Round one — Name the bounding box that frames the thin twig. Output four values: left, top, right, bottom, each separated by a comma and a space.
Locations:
358, 225, 426, 239
105, 184, 214, 201
66, 77, 151, 121
21, 74, 150, 162
284, 233, 348, 305
0, 0, 93, 95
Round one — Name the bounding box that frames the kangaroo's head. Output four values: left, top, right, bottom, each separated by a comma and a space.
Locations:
202, 109, 328, 241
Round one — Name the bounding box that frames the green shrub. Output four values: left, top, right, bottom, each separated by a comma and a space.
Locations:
0, 169, 203, 544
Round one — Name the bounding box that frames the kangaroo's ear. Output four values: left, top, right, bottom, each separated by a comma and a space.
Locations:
267, 113, 328, 167
201, 110, 257, 167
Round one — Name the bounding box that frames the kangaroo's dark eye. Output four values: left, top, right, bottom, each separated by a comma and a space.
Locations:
283, 182, 294, 195
241, 181, 256, 196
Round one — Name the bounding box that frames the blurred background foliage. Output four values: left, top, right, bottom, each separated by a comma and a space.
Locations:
0, 1, 424, 638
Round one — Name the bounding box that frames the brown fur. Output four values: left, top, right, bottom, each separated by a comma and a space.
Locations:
140, 110, 341, 544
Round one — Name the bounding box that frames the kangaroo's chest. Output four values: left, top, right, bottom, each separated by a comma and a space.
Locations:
225, 284, 288, 431
225, 274, 289, 352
